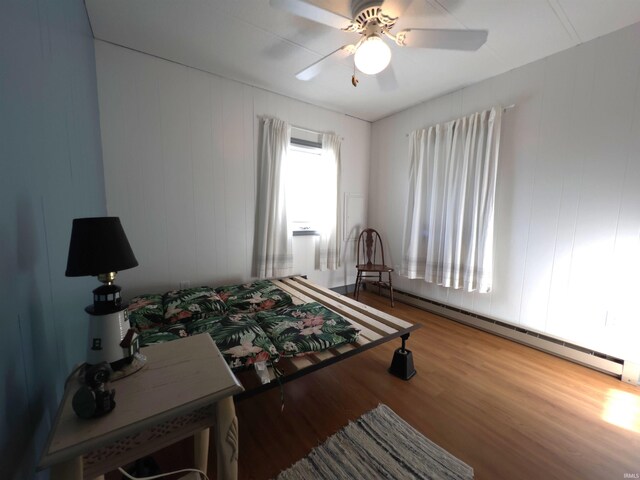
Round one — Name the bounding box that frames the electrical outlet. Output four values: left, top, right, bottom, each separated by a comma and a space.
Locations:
179, 280, 191, 289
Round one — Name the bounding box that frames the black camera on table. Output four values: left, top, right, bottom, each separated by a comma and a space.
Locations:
72, 362, 116, 419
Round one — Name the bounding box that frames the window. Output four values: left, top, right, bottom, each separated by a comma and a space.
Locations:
253, 117, 341, 277
286, 137, 331, 235
286, 128, 342, 271
401, 107, 501, 292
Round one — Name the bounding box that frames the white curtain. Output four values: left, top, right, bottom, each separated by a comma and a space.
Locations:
402, 107, 502, 293
316, 133, 341, 271
254, 117, 293, 278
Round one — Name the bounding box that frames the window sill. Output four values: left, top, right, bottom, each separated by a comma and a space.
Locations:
293, 229, 319, 237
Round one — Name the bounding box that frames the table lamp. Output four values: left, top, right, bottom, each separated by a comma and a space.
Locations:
65, 217, 139, 370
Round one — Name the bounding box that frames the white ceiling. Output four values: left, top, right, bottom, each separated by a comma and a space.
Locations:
85, 0, 640, 122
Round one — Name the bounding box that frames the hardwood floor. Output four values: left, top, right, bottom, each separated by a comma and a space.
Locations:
108, 290, 640, 479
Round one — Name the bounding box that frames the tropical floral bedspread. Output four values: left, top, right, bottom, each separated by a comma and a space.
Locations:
257, 302, 359, 357
127, 280, 360, 371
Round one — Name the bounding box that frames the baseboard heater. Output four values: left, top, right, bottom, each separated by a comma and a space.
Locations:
366, 283, 626, 378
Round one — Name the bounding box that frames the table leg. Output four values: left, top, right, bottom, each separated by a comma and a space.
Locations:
214, 397, 238, 480
51, 456, 82, 480
194, 427, 210, 473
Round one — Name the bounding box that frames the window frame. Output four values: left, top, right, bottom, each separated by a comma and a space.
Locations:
288, 136, 324, 236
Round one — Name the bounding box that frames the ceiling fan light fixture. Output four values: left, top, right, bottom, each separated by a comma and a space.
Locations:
354, 34, 391, 75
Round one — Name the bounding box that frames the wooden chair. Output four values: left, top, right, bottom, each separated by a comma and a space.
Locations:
354, 228, 394, 307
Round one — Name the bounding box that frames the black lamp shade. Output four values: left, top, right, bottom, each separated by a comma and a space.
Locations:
65, 217, 138, 277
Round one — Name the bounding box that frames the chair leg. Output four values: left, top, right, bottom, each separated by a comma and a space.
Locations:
378, 272, 382, 296
354, 271, 361, 300
388, 271, 394, 307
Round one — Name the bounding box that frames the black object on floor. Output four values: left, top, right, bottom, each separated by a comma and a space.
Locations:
389, 334, 416, 380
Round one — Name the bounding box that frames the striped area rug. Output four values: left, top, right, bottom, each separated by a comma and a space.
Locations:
276, 404, 474, 480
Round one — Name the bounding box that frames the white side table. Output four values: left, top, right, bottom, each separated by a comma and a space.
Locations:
38, 334, 243, 480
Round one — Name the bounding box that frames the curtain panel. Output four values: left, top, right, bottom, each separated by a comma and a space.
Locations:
316, 133, 341, 271
254, 117, 293, 278
401, 107, 502, 293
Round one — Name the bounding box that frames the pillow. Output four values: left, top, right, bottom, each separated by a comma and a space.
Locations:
188, 313, 278, 370
256, 302, 360, 357
215, 280, 293, 313
187, 314, 225, 335
163, 286, 227, 324
136, 323, 189, 347
127, 294, 164, 330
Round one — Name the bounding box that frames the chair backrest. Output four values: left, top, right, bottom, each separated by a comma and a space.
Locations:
356, 228, 386, 266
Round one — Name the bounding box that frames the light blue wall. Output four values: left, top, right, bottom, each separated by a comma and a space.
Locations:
0, 1, 106, 478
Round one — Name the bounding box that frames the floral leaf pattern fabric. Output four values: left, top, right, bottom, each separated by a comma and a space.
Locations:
136, 323, 189, 346
188, 313, 278, 370
128, 281, 359, 372
163, 286, 227, 324
257, 302, 359, 357
215, 280, 293, 313
127, 294, 164, 330
188, 314, 225, 335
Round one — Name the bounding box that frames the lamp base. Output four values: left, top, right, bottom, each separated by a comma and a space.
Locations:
111, 354, 146, 381
86, 308, 132, 369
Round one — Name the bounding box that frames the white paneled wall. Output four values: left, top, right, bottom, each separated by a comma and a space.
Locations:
95, 41, 370, 295
370, 24, 640, 363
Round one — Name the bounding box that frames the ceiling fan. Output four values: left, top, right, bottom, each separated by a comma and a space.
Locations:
270, 0, 488, 88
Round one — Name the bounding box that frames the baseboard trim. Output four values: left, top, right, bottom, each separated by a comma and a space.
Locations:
368, 283, 625, 378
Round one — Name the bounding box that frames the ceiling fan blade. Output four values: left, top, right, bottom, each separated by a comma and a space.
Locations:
381, 0, 413, 19
270, 0, 353, 30
296, 45, 356, 81
397, 28, 488, 51
377, 63, 398, 91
